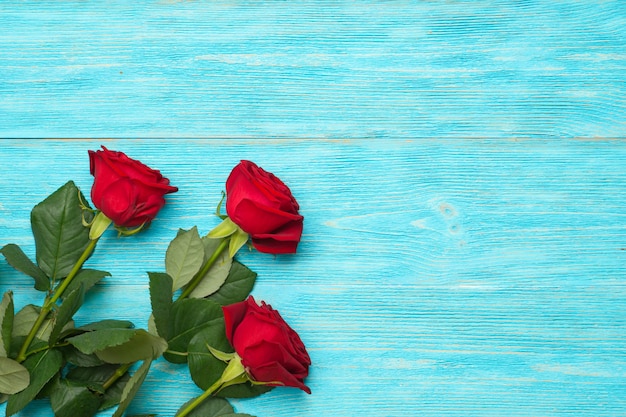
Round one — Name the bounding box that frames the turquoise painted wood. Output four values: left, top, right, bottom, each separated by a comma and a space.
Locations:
1, 139, 625, 417
1, 1, 626, 416
0, 1, 624, 139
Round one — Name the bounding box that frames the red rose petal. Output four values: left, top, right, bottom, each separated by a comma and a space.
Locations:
222, 297, 253, 346
249, 362, 311, 394
96, 178, 137, 227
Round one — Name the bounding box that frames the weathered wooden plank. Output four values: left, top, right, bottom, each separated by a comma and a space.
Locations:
0, 2, 624, 138
0, 139, 624, 416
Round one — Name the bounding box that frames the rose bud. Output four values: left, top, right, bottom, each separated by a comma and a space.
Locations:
223, 296, 311, 393
88, 146, 178, 228
225, 160, 303, 254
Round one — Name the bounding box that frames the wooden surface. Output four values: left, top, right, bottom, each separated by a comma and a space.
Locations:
1, 2, 626, 417
0, 1, 624, 139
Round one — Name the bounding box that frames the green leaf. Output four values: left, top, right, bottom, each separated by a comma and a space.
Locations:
188, 322, 270, 398
166, 227, 205, 291
0, 244, 50, 291
205, 261, 257, 306
0, 291, 14, 357
12, 304, 53, 343
31, 181, 92, 281
112, 358, 153, 417
95, 330, 167, 364
148, 272, 173, 339
0, 357, 29, 395
175, 396, 234, 417
65, 364, 131, 410
60, 345, 106, 368
186, 237, 233, 299
78, 320, 134, 332
49, 379, 102, 417
49, 284, 85, 345
63, 269, 110, 298
67, 328, 137, 355
164, 299, 223, 364
6, 349, 63, 416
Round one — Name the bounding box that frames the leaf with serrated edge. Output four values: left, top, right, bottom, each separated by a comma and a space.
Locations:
0, 291, 14, 357
148, 272, 173, 339
50, 379, 102, 417
164, 299, 222, 364
67, 328, 137, 355
95, 330, 167, 364
112, 358, 152, 417
49, 284, 85, 345
0, 244, 49, 291
6, 349, 63, 416
65, 364, 131, 410
166, 227, 205, 291
78, 320, 134, 332
186, 237, 233, 299
175, 396, 233, 417
61, 345, 106, 368
63, 269, 110, 298
12, 304, 53, 342
31, 181, 92, 282
0, 357, 29, 395
205, 262, 257, 306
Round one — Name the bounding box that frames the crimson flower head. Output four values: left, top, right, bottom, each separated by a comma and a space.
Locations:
222, 296, 311, 393
89, 146, 178, 227
225, 161, 303, 254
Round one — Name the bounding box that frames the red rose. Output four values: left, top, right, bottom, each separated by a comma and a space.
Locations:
223, 296, 311, 393
225, 161, 303, 254
88, 146, 178, 227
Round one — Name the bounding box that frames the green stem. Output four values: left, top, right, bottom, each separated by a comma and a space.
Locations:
16, 238, 99, 363
24, 341, 70, 359
177, 238, 229, 300
176, 354, 247, 417
176, 378, 224, 417
102, 362, 132, 391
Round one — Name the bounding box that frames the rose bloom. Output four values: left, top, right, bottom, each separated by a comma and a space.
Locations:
223, 296, 311, 393
89, 146, 178, 227
225, 161, 303, 254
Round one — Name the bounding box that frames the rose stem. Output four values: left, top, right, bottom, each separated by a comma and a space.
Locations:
177, 238, 229, 300
176, 378, 223, 417
177, 354, 248, 417
102, 362, 133, 391
16, 237, 99, 363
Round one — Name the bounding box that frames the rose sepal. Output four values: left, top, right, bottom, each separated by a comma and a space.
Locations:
207, 217, 250, 259
114, 223, 146, 237
88, 211, 113, 240
228, 228, 249, 258
218, 353, 247, 384
207, 345, 235, 362
207, 217, 239, 239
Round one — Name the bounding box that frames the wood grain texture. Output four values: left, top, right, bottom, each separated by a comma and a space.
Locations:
0, 1, 624, 138
0, 139, 625, 416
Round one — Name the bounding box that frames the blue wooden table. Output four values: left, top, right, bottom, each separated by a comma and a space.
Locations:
1, 2, 625, 417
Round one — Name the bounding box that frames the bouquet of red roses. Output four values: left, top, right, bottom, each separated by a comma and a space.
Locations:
0, 147, 311, 417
